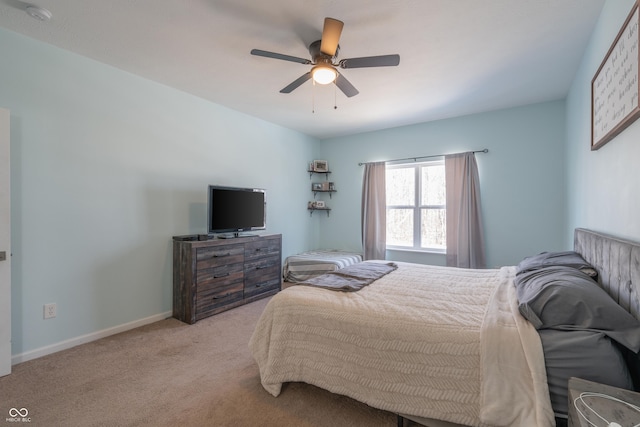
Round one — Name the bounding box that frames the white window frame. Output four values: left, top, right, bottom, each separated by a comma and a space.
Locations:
385, 159, 446, 253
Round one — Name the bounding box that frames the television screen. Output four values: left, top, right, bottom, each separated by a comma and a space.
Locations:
207, 186, 266, 235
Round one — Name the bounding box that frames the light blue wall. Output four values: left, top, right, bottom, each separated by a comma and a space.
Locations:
566, 0, 640, 245
319, 101, 567, 268
0, 28, 320, 356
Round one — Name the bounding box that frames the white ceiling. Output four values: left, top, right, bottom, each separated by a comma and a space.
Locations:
0, 0, 605, 139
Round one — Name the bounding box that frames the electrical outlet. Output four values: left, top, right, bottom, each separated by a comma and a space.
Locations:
43, 303, 56, 319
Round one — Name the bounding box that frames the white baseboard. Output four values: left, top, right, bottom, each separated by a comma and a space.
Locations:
11, 311, 173, 365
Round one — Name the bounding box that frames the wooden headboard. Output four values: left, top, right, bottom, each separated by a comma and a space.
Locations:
574, 228, 640, 391
574, 228, 640, 321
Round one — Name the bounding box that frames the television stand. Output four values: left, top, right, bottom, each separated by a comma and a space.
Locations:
172, 233, 282, 324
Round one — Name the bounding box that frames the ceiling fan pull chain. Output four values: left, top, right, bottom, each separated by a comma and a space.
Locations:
334, 83, 338, 110
312, 79, 316, 113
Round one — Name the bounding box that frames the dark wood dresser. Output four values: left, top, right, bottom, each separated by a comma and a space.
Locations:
172, 234, 281, 324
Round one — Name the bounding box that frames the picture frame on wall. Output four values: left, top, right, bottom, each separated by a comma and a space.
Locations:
313, 160, 329, 172
312, 182, 323, 191
591, 0, 640, 150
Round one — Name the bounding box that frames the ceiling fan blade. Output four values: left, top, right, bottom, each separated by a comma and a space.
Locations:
335, 72, 359, 97
280, 72, 312, 93
320, 17, 344, 57
251, 49, 311, 65
339, 54, 400, 69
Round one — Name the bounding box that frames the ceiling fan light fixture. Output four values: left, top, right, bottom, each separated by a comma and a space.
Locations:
250, 17, 399, 97
311, 65, 337, 85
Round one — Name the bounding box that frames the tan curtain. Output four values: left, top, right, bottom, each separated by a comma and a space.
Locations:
445, 152, 486, 268
361, 162, 386, 260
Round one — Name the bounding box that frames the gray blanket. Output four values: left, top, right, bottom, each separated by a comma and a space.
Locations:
299, 261, 398, 292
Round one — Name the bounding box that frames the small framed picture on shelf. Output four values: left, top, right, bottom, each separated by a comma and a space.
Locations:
314, 201, 326, 208
312, 182, 323, 191
313, 160, 328, 172
320, 182, 333, 191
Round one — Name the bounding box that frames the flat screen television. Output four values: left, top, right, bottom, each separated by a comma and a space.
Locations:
207, 185, 266, 236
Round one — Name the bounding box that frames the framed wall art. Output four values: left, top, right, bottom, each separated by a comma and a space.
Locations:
591, 0, 640, 150
312, 160, 329, 172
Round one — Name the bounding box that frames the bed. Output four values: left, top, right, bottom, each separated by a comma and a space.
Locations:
283, 250, 363, 283
249, 228, 640, 426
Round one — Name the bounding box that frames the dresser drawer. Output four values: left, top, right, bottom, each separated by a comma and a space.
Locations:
245, 237, 281, 261
244, 276, 280, 299
244, 255, 281, 298
195, 281, 244, 319
196, 262, 244, 290
244, 255, 280, 278
196, 244, 244, 269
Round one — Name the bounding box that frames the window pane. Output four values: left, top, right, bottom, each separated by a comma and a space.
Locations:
420, 164, 445, 205
386, 167, 415, 205
387, 208, 413, 246
421, 208, 446, 248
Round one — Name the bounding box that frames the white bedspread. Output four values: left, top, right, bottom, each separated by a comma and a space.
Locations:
249, 261, 554, 426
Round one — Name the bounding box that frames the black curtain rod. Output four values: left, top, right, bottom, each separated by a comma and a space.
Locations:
358, 148, 488, 166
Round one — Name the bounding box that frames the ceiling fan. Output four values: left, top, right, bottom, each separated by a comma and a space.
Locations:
250, 17, 400, 97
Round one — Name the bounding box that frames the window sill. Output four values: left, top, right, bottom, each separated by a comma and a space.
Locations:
386, 247, 445, 255
385, 247, 446, 266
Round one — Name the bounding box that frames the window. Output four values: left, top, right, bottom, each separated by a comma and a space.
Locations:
386, 160, 446, 252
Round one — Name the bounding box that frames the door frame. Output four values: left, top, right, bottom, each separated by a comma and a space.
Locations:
1, 108, 11, 376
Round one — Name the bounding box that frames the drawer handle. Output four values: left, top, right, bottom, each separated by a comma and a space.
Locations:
214, 253, 231, 258
213, 293, 231, 300
213, 273, 230, 279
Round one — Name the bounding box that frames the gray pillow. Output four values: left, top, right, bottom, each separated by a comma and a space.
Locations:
515, 266, 640, 352
516, 251, 597, 278
539, 329, 633, 416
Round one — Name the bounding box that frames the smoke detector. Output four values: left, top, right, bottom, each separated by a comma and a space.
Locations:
26, 6, 52, 22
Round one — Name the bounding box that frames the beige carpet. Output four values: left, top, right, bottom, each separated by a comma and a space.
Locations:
0, 297, 399, 427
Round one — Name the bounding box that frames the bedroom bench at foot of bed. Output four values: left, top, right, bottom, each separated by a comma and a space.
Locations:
283, 250, 363, 283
